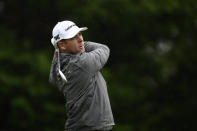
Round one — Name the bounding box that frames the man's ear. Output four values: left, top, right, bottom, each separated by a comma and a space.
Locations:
57, 42, 66, 50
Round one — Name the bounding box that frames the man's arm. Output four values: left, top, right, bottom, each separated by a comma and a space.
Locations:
49, 50, 58, 85
49, 59, 57, 85
85, 41, 107, 52
81, 41, 110, 73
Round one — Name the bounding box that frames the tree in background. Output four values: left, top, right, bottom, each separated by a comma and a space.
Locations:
0, 0, 197, 130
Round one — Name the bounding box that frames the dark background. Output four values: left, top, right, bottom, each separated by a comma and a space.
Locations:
0, 0, 197, 130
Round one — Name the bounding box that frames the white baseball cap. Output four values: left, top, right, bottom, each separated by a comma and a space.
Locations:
51, 20, 88, 48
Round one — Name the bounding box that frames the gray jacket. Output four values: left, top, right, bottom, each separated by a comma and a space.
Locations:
49, 41, 115, 131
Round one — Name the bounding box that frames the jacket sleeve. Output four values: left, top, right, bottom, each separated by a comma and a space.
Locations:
80, 41, 110, 73
84, 41, 104, 52
49, 58, 65, 91
49, 59, 57, 85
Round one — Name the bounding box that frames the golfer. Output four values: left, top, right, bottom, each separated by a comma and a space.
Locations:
49, 20, 115, 131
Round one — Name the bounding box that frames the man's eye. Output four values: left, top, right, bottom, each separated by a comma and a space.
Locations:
70, 36, 76, 40
70, 37, 75, 40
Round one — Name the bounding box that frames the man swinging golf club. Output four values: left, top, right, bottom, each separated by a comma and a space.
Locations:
49, 20, 115, 131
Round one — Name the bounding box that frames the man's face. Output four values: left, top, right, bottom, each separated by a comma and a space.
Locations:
59, 32, 85, 54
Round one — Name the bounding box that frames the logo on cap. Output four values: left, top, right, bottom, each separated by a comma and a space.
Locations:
54, 34, 60, 40
65, 24, 76, 31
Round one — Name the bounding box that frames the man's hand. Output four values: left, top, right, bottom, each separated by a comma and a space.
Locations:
53, 50, 56, 59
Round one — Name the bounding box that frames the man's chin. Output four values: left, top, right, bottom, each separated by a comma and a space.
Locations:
79, 48, 85, 53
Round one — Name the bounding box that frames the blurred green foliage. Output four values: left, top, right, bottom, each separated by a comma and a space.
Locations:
1, 0, 197, 130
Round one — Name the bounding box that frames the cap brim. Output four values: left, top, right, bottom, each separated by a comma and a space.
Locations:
63, 27, 88, 39
80, 27, 88, 31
